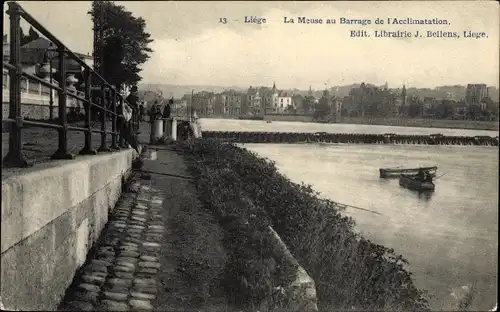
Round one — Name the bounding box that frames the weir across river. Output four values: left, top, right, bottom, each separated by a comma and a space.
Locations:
202, 131, 499, 146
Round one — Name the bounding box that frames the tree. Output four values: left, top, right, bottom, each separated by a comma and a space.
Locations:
434, 100, 454, 119
89, 1, 153, 91
313, 95, 331, 120
302, 96, 314, 114
408, 102, 422, 118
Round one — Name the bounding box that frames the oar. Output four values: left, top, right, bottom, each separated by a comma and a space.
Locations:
434, 172, 447, 180
334, 201, 385, 216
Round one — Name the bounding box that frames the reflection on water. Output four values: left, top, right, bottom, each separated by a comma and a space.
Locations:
201, 118, 499, 137
418, 191, 434, 202
243, 143, 498, 311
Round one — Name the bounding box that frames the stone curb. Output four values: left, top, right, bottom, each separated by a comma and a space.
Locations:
266, 226, 318, 312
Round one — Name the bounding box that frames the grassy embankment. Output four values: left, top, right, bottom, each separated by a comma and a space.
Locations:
175, 139, 431, 312
167, 142, 299, 312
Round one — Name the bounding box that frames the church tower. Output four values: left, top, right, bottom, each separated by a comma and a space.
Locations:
271, 81, 279, 112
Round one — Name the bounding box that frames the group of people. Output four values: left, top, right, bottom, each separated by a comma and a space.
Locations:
118, 90, 204, 149
136, 99, 173, 122
147, 99, 173, 121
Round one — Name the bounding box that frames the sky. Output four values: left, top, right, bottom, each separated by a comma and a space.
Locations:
3, 1, 499, 90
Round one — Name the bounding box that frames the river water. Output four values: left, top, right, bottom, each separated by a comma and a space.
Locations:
200, 118, 499, 137
201, 119, 499, 311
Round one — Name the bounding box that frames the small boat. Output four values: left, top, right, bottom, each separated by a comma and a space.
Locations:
379, 166, 437, 178
399, 174, 435, 192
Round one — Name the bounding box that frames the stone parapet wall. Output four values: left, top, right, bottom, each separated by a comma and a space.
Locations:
1, 149, 137, 311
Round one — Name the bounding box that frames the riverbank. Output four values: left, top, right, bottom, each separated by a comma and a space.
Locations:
175, 139, 431, 312
336, 117, 499, 131
263, 115, 499, 131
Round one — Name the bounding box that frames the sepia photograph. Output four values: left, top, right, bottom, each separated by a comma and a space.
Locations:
1, 1, 498, 311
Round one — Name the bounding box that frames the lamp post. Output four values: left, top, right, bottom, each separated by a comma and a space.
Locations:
44, 47, 57, 120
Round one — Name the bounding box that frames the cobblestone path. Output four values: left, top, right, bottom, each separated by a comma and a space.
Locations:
58, 147, 233, 311
59, 178, 166, 311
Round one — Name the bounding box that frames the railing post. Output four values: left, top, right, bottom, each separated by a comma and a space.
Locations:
79, 68, 96, 155
111, 90, 119, 149
51, 46, 73, 160
3, 2, 30, 168
49, 58, 54, 120
119, 97, 125, 147
133, 108, 138, 134
98, 83, 110, 152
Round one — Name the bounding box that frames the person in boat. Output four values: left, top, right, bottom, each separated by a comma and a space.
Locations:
424, 170, 433, 183
417, 169, 426, 182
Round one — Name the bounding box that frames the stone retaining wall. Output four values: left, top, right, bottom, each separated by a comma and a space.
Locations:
1, 149, 137, 311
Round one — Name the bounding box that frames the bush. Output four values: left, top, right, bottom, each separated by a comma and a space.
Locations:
176, 139, 431, 312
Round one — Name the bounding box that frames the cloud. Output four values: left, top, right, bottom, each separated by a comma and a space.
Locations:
141, 2, 499, 88
4, 1, 499, 89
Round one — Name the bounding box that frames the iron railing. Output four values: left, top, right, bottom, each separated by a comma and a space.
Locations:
2, 1, 139, 168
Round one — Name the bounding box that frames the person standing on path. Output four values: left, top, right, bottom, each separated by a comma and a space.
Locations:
186, 109, 202, 139
126, 86, 140, 131
139, 101, 145, 122
163, 99, 172, 119
117, 99, 141, 153
149, 100, 162, 121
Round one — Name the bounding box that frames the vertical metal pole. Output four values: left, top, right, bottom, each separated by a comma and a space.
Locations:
79, 68, 96, 155
96, 2, 110, 152
49, 57, 53, 120
3, 2, 29, 167
51, 47, 73, 160
111, 89, 118, 149
120, 97, 126, 147
190, 89, 193, 123
98, 84, 110, 152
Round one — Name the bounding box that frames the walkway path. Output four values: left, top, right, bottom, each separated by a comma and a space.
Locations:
59, 146, 233, 311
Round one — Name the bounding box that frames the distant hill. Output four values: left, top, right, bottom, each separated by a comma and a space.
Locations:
140, 83, 499, 102
138, 83, 245, 99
